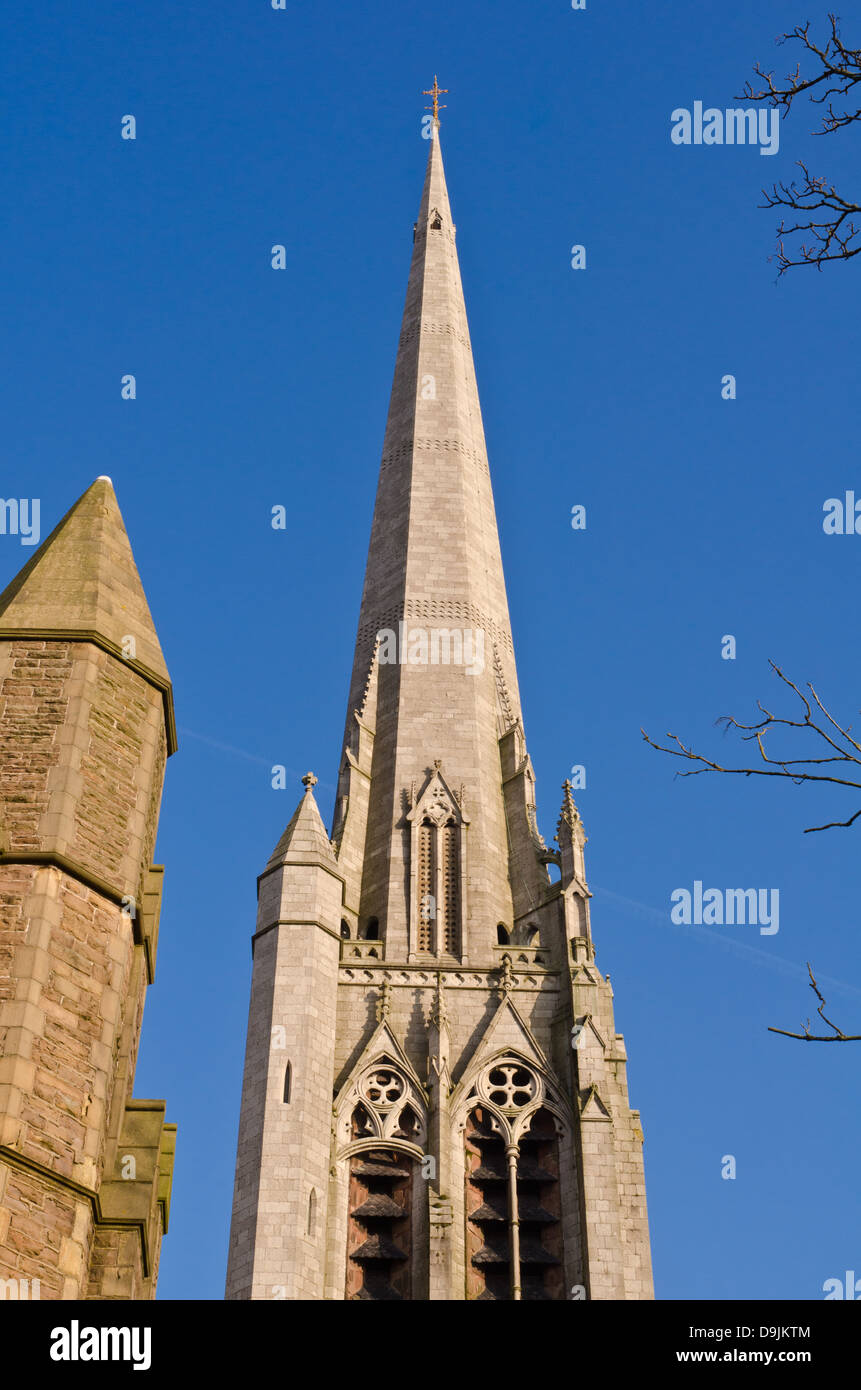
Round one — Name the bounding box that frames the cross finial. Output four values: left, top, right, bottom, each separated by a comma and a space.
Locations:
423, 75, 448, 126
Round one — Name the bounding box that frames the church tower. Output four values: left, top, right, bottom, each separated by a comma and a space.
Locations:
0, 478, 176, 1299
226, 112, 652, 1301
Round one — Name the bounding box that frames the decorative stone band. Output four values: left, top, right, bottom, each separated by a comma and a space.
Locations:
378, 435, 490, 477
394, 319, 473, 354
339, 966, 558, 991
251, 917, 344, 956
0, 627, 177, 755
356, 598, 514, 661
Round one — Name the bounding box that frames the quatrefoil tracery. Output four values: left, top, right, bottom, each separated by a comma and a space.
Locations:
474, 1058, 544, 1120
486, 1064, 538, 1109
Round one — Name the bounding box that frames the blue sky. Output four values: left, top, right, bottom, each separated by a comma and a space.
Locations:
3, 0, 859, 1300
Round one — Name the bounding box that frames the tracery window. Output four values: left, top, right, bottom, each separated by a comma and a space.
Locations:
464, 1062, 564, 1301
341, 1060, 427, 1301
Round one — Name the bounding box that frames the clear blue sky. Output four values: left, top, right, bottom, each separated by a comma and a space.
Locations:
3, 1, 859, 1300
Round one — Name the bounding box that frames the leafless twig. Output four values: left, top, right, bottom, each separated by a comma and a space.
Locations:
642, 661, 861, 834
768, 963, 861, 1041
738, 15, 861, 273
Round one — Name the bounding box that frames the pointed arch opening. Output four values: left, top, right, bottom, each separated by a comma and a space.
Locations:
516, 1108, 564, 1301
346, 1150, 415, 1301
464, 1086, 565, 1300
465, 1106, 510, 1301
409, 769, 468, 960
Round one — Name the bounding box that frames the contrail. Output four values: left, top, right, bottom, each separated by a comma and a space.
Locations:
176, 727, 336, 791
592, 883, 861, 1002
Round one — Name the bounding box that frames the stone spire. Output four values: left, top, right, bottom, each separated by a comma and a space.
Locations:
227, 125, 653, 1303
0, 477, 170, 684
0, 476, 175, 751
264, 773, 336, 872
336, 126, 529, 958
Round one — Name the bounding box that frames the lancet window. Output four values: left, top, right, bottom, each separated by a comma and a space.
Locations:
408, 767, 467, 960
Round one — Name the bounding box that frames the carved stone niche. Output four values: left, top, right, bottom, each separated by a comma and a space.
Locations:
406, 765, 469, 963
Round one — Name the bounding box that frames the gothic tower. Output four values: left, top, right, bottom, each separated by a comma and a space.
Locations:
226, 120, 652, 1301
0, 478, 176, 1299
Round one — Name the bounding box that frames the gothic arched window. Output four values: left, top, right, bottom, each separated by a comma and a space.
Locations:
342, 1060, 426, 1300
346, 1149, 414, 1300
409, 768, 467, 960
416, 815, 462, 956
464, 1065, 564, 1301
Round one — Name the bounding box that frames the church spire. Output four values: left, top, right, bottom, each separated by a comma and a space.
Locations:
227, 122, 653, 1303
336, 121, 536, 959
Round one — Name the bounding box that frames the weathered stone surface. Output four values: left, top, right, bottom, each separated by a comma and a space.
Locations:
0, 480, 176, 1300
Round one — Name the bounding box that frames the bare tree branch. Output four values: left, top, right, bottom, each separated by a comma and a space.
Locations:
641, 662, 861, 833
742, 15, 861, 123
645, 671, 860, 1044
762, 163, 861, 273
738, 15, 861, 273
768, 963, 861, 1041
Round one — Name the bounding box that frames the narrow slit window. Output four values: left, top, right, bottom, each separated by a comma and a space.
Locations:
441, 824, 460, 955
418, 822, 435, 953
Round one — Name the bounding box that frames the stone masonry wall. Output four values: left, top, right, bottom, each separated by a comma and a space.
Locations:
0, 638, 169, 1298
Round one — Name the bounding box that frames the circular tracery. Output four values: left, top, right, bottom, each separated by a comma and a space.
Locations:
360, 1068, 405, 1108
485, 1063, 538, 1109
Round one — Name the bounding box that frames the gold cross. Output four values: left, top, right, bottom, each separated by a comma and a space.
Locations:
423, 75, 448, 124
